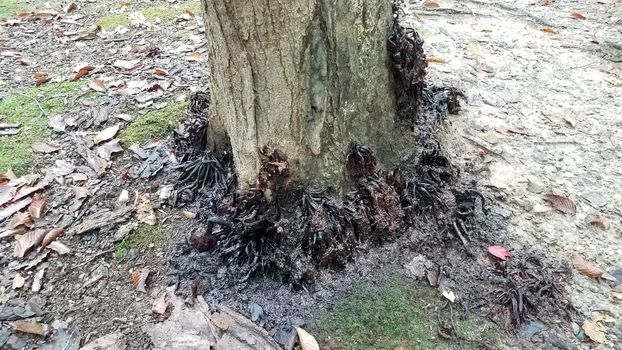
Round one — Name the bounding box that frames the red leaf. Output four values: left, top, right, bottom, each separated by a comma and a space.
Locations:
488, 245, 511, 260
570, 12, 586, 20
132, 267, 150, 292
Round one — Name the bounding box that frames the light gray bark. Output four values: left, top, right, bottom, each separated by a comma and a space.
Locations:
202, 0, 415, 189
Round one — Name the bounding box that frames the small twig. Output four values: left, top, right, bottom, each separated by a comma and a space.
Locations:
75, 249, 115, 269
461, 134, 510, 163
14, 91, 47, 117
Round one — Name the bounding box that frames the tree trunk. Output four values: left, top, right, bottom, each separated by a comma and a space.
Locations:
202, 0, 414, 190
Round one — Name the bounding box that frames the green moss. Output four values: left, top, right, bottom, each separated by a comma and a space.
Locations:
115, 224, 169, 260
0, 82, 83, 174
98, 13, 131, 30
0, 0, 24, 19
312, 277, 500, 350
141, 6, 179, 22
121, 102, 187, 146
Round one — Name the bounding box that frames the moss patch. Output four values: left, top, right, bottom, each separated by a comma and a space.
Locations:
0, 0, 24, 19
0, 82, 83, 174
312, 278, 500, 350
115, 224, 169, 260
98, 13, 131, 30
121, 102, 187, 146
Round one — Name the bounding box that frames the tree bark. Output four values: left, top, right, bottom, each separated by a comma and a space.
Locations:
202, 0, 415, 189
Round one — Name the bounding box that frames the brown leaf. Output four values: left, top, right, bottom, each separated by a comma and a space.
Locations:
14, 228, 47, 258
96, 139, 123, 161
33, 72, 50, 86
588, 215, 607, 230
422, 0, 440, 9
543, 193, 576, 214
295, 327, 320, 350
541, 27, 557, 33
185, 8, 196, 17
28, 193, 46, 219
41, 228, 64, 248
187, 52, 205, 62
72, 186, 91, 200
153, 68, 168, 76
89, 78, 107, 92
571, 253, 604, 278
47, 241, 70, 254
31, 142, 60, 154
65, 3, 77, 13
570, 12, 586, 20
132, 267, 150, 293
0, 186, 17, 206
582, 320, 606, 343
12, 320, 47, 336
94, 124, 120, 144
9, 211, 33, 230
70, 65, 94, 81
135, 193, 157, 225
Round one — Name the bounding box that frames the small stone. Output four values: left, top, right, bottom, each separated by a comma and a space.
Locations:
527, 179, 545, 194
519, 321, 546, 338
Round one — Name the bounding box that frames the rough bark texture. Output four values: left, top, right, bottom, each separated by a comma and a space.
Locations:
202, 0, 414, 189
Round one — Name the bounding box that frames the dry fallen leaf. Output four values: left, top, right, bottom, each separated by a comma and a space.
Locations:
442, 290, 456, 302
96, 139, 124, 161
152, 293, 168, 315
187, 52, 205, 62
588, 215, 607, 230
0, 186, 16, 206
422, 0, 440, 9
135, 193, 157, 225
132, 267, 150, 293
47, 241, 70, 254
48, 115, 67, 132
41, 228, 64, 248
12, 320, 47, 336
570, 12, 586, 20
31, 142, 60, 154
14, 229, 47, 258
582, 319, 606, 343
114, 59, 141, 70
89, 78, 107, 92
571, 253, 604, 278
9, 211, 33, 230
543, 193, 576, 215
94, 124, 120, 144
71, 65, 95, 81
154, 68, 168, 76
295, 327, 320, 350
28, 193, 46, 219
65, 3, 77, 13
541, 27, 557, 33
72, 186, 91, 200
33, 72, 51, 86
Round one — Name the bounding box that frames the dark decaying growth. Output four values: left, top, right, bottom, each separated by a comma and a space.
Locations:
169, 0, 572, 331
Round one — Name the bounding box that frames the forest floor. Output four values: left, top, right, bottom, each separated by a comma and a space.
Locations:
0, 0, 621, 350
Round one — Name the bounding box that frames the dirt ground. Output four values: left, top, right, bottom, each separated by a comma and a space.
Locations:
0, 0, 621, 349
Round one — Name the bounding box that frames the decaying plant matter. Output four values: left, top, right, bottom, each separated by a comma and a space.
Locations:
169, 0, 572, 334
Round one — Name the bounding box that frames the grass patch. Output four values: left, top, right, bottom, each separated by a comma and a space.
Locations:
0, 82, 83, 174
312, 277, 500, 350
98, 13, 131, 30
0, 0, 24, 19
115, 224, 169, 260
121, 101, 187, 146
141, 6, 179, 22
